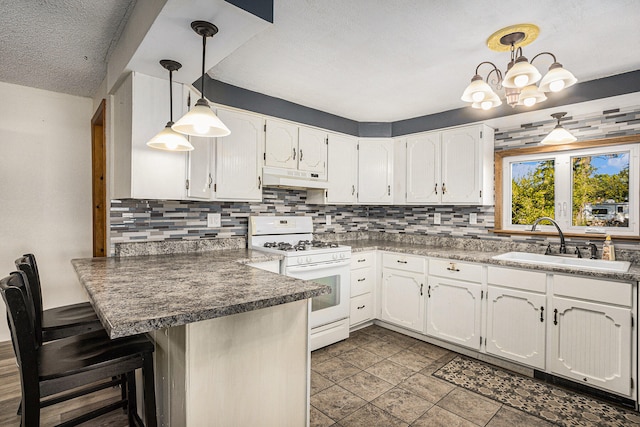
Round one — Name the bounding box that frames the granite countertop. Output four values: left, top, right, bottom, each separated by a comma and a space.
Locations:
72, 249, 329, 339
343, 239, 640, 282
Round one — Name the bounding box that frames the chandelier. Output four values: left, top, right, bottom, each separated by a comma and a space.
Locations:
461, 24, 577, 111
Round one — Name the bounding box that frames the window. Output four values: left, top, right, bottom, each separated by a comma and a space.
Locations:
500, 142, 638, 236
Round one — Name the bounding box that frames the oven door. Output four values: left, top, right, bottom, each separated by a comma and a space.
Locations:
285, 259, 350, 329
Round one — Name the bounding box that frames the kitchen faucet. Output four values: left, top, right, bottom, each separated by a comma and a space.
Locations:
531, 217, 567, 254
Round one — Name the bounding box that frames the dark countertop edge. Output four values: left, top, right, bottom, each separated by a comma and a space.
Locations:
346, 240, 640, 282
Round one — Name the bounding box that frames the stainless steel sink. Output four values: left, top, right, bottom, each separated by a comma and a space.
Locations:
492, 252, 631, 273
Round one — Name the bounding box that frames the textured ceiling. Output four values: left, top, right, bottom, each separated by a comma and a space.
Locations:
209, 0, 640, 121
0, 0, 134, 97
0, 0, 638, 121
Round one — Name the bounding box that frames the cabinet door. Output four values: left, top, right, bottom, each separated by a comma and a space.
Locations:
214, 109, 263, 201
406, 132, 440, 203
486, 286, 546, 369
426, 276, 481, 350
265, 119, 297, 169
298, 127, 327, 175
327, 134, 358, 204
186, 135, 213, 199
440, 127, 481, 204
550, 296, 632, 396
350, 293, 374, 326
358, 139, 394, 204
381, 269, 425, 333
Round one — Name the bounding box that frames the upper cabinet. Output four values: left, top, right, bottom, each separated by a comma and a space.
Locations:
264, 119, 328, 178
112, 72, 187, 200
358, 138, 394, 204
307, 134, 358, 204
405, 124, 494, 205
186, 98, 264, 202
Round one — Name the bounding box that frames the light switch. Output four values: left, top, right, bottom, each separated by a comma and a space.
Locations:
469, 213, 477, 225
207, 213, 221, 228
326, 215, 332, 225
433, 213, 441, 225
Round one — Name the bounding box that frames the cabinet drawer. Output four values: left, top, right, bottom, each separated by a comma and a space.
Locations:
553, 275, 632, 307
350, 293, 374, 326
382, 253, 425, 273
488, 266, 546, 293
428, 259, 482, 282
351, 267, 375, 297
351, 252, 374, 269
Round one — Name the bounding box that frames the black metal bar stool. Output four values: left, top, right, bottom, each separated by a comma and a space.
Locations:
15, 254, 103, 343
1, 271, 158, 427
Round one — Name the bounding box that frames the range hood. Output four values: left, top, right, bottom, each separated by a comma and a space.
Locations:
262, 166, 328, 189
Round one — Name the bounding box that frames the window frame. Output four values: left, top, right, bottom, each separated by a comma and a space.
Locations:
494, 135, 640, 239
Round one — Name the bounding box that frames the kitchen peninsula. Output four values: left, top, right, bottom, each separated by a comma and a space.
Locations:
72, 249, 329, 427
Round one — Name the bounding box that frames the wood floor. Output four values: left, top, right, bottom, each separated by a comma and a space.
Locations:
0, 340, 129, 427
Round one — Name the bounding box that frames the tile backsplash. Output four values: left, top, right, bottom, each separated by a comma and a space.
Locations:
111, 105, 640, 254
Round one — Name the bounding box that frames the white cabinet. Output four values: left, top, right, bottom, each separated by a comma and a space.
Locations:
307, 134, 358, 204
112, 72, 187, 200
405, 124, 494, 205
426, 259, 482, 350
549, 275, 633, 396
264, 119, 327, 177
380, 253, 426, 333
186, 106, 264, 202
358, 138, 394, 204
485, 267, 547, 369
350, 252, 375, 327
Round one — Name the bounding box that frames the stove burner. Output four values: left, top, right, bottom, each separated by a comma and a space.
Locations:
263, 242, 278, 248
311, 240, 339, 248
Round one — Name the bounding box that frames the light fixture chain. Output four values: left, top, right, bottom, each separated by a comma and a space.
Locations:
201, 33, 207, 99
169, 68, 173, 122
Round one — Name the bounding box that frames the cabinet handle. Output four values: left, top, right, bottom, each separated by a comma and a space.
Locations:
420, 283, 423, 296
357, 278, 366, 282
293, 147, 296, 160
299, 149, 303, 161
258, 176, 262, 189
357, 258, 366, 263
208, 174, 213, 188
540, 306, 544, 322
352, 185, 355, 195
387, 185, 391, 196
396, 260, 408, 264
442, 183, 447, 194
357, 305, 365, 310
427, 285, 431, 298
446, 267, 460, 272
553, 308, 558, 325
434, 183, 438, 195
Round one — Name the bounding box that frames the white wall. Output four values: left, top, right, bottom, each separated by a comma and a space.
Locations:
0, 81, 94, 342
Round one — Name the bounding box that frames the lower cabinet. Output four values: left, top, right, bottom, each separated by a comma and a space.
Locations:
380, 253, 426, 333
350, 252, 376, 327
426, 260, 482, 350
485, 267, 546, 369
549, 274, 633, 396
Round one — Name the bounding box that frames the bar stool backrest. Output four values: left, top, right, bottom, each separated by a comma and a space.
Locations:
15, 254, 44, 344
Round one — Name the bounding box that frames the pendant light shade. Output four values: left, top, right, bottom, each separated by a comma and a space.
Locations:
172, 21, 230, 138
502, 56, 542, 88
541, 112, 577, 145
471, 90, 502, 110
147, 60, 194, 152
538, 62, 578, 93
518, 84, 547, 107
461, 75, 495, 103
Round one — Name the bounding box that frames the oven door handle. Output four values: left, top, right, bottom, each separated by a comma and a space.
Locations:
286, 260, 350, 273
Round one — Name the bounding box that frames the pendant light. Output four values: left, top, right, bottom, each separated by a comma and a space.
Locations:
541, 112, 577, 145
147, 60, 194, 151
172, 21, 230, 138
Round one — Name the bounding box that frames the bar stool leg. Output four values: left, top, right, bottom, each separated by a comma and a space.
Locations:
142, 354, 157, 427
126, 371, 138, 426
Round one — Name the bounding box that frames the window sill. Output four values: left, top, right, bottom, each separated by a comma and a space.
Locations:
490, 229, 640, 241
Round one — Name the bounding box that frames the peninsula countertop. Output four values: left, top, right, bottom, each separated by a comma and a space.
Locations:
72, 249, 329, 339
341, 239, 640, 282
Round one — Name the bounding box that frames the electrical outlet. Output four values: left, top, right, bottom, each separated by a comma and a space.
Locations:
469, 213, 478, 225
207, 213, 221, 228
433, 213, 441, 225
326, 215, 332, 226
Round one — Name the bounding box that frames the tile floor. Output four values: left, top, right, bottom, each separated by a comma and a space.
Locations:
310, 324, 638, 427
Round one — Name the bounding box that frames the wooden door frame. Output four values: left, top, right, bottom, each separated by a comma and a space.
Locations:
91, 100, 107, 257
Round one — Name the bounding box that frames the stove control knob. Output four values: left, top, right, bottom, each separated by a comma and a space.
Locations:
306, 257, 312, 263
339, 253, 345, 259
332, 254, 337, 260
298, 258, 303, 264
